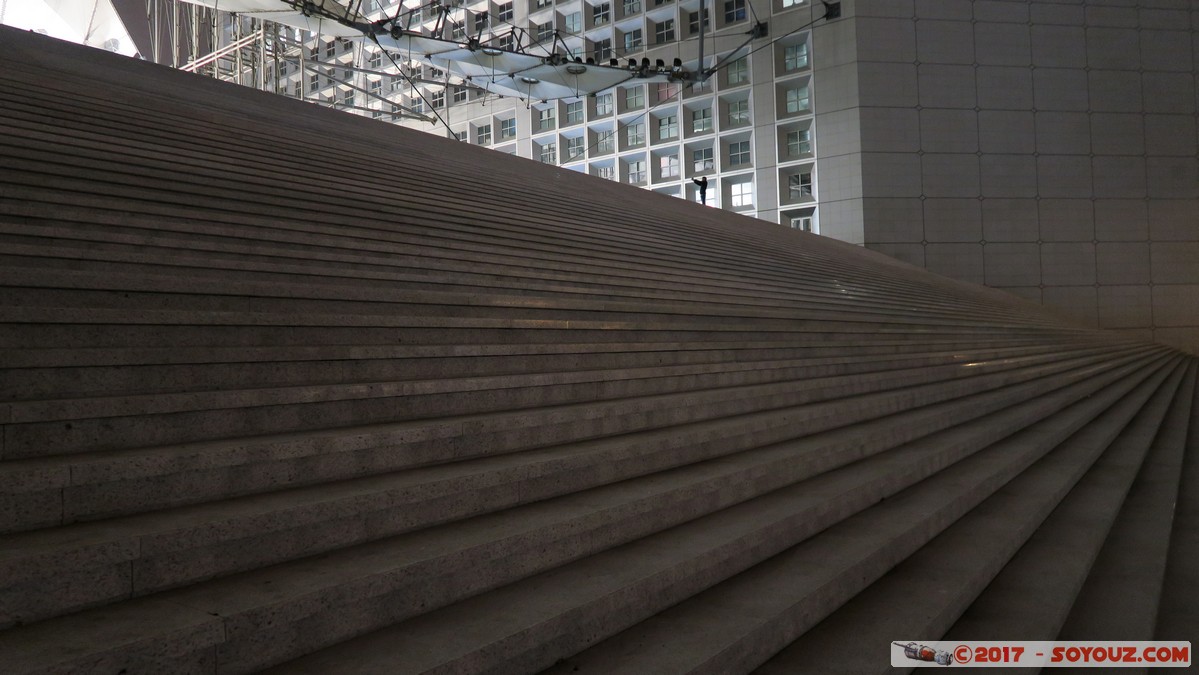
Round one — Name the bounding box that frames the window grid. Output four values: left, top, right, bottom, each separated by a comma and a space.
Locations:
659, 154, 679, 177
692, 147, 713, 172
625, 86, 644, 109
723, 0, 745, 22
787, 129, 811, 156
593, 3, 610, 24
500, 117, 517, 138
784, 43, 808, 70
728, 140, 750, 166
658, 115, 678, 140
628, 160, 646, 183
566, 101, 584, 124
626, 122, 646, 146
730, 180, 752, 207
596, 93, 614, 115
540, 142, 557, 163
786, 85, 810, 113
692, 107, 712, 132
623, 28, 643, 52
654, 19, 674, 44
728, 99, 749, 125
477, 124, 492, 144
789, 172, 813, 198
727, 57, 748, 84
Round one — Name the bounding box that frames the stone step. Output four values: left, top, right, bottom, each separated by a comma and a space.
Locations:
753, 359, 1188, 675
0, 341, 1056, 403
1156, 366, 1199, 642
942, 361, 1197, 642
0, 342, 1059, 401
2, 346, 1154, 533
0, 228, 1044, 326
4, 342, 1135, 461
0, 350, 1160, 626
258, 352, 1169, 675
0, 349, 1160, 675
0, 89, 1042, 324
1056, 362, 1196, 641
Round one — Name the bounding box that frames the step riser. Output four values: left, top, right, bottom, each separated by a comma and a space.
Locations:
2, 346, 1140, 460
4, 349, 1147, 534
0, 345, 1063, 402
6, 353, 1154, 627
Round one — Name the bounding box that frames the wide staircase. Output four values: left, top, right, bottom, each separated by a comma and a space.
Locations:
0, 26, 1194, 674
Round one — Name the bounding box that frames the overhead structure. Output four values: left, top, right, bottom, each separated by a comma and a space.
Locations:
180, 0, 694, 100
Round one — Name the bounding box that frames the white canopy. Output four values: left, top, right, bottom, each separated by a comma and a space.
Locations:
181, 0, 690, 100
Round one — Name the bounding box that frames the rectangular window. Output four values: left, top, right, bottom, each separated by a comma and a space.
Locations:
536, 21, 555, 41
341, 89, 354, 105
784, 43, 808, 70
454, 130, 468, 142
454, 86, 469, 103
628, 159, 646, 183
498, 33, 514, 49
369, 50, 383, 68
593, 2, 610, 24
723, 0, 745, 22
596, 93, 613, 115
654, 19, 674, 44
691, 107, 712, 132
309, 73, 320, 91
452, 21, 467, 39
598, 165, 616, 180
497, 2, 513, 20
537, 0, 552, 7
728, 99, 749, 125
325, 40, 336, 58
727, 57, 748, 84
659, 154, 679, 177
730, 180, 752, 207
623, 28, 642, 51
729, 140, 750, 166
658, 115, 677, 139
624, 86, 644, 109
566, 100, 584, 124
688, 9, 708, 33
566, 136, 586, 158
593, 38, 612, 60
369, 79, 382, 94
656, 82, 680, 101
790, 215, 813, 231
626, 122, 645, 146
538, 106, 556, 130
623, 0, 640, 14
789, 172, 813, 198
692, 147, 713, 172
785, 85, 810, 113
500, 117, 517, 138
565, 11, 582, 32
540, 142, 557, 163
596, 131, 615, 153
475, 12, 489, 31
477, 123, 492, 144
782, 0, 803, 6
431, 89, 445, 108
786, 129, 812, 156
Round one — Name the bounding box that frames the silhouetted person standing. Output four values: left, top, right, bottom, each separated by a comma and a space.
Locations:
693, 176, 708, 205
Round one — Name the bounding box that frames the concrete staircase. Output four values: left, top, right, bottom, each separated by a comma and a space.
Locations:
0, 26, 1194, 674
